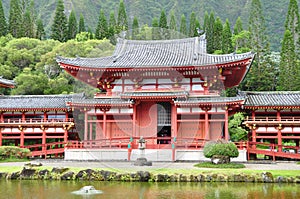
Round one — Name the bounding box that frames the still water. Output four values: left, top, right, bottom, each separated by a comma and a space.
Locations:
0, 180, 299, 199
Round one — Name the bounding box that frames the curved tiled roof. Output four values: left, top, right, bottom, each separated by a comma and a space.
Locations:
57, 35, 255, 69
0, 76, 15, 88
0, 94, 79, 111
242, 91, 300, 108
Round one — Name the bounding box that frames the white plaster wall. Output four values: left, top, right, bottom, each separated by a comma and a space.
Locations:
65, 149, 247, 162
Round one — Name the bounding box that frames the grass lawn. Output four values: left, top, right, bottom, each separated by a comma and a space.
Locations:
0, 161, 299, 179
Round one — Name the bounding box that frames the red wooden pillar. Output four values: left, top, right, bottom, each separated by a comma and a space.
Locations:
20, 129, 24, 147
251, 110, 256, 149
0, 112, 3, 146
42, 128, 46, 154
43, 111, 47, 121
21, 112, 26, 122
0, 111, 4, 122
89, 122, 93, 140
204, 108, 209, 140
277, 110, 282, 152
171, 104, 178, 138
277, 124, 283, 152
103, 110, 107, 138
224, 107, 229, 140
0, 128, 2, 146
84, 111, 88, 140
132, 104, 137, 138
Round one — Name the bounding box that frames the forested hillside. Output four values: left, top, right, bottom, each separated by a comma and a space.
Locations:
2, 0, 299, 51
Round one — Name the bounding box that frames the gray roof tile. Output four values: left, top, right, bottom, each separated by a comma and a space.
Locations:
0, 94, 78, 111
57, 36, 255, 68
243, 91, 300, 108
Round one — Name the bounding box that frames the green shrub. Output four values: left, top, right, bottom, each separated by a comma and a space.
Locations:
0, 146, 31, 159
203, 140, 239, 160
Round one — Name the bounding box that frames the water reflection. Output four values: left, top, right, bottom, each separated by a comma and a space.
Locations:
0, 180, 299, 199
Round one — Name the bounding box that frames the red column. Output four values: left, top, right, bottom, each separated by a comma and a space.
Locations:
42, 129, 46, 154
43, 111, 47, 121
89, 122, 93, 140
0, 128, 2, 146
205, 108, 209, 140
0, 111, 3, 122
132, 104, 137, 138
22, 112, 25, 122
103, 110, 107, 138
224, 107, 229, 140
278, 124, 283, 152
277, 110, 282, 152
20, 130, 24, 147
276, 109, 281, 121
84, 111, 88, 140
171, 104, 178, 138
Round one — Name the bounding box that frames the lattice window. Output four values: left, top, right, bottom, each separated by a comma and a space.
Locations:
157, 102, 171, 126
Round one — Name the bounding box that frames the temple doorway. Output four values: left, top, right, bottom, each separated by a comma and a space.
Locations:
157, 102, 171, 144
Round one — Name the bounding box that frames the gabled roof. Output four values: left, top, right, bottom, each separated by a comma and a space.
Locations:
0, 94, 78, 111
242, 91, 300, 109
57, 35, 255, 69
0, 76, 15, 88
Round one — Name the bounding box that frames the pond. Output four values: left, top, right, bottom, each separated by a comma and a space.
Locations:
0, 180, 299, 199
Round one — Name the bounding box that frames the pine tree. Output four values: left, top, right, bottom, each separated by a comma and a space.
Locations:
222, 19, 233, 54
189, 12, 196, 37
213, 17, 223, 53
95, 9, 108, 40
233, 17, 243, 35
78, 14, 85, 33
159, 9, 168, 29
131, 16, 139, 39
68, 10, 78, 40
0, 0, 7, 36
117, 0, 128, 33
108, 11, 116, 43
205, 12, 215, 54
151, 17, 159, 40
51, 0, 68, 42
284, 0, 300, 56
23, 10, 34, 37
169, 11, 177, 31
36, 18, 45, 40
277, 0, 300, 91
278, 30, 298, 90
8, 0, 22, 38
179, 14, 187, 36
241, 0, 275, 91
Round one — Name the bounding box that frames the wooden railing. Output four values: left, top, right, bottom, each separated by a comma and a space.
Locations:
1, 118, 74, 123
245, 117, 300, 122
22, 141, 66, 158
247, 141, 300, 160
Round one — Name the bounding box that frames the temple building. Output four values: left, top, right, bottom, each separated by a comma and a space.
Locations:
0, 35, 299, 161
56, 35, 255, 161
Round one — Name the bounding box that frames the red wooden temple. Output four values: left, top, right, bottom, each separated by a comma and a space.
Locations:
1, 35, 299, 161
55, 35, 255, 161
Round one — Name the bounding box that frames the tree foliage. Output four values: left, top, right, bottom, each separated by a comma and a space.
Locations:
51, 0, 68, 42
203, 140, 239, 163
0, 0, 7, 36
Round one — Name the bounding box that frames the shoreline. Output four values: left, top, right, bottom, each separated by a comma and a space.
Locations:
0, 160, 299, 183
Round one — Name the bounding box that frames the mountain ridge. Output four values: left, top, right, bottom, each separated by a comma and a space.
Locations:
2, 0, 299, 51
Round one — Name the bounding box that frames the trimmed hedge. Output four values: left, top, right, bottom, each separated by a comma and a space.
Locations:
203, 140, 239, 159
